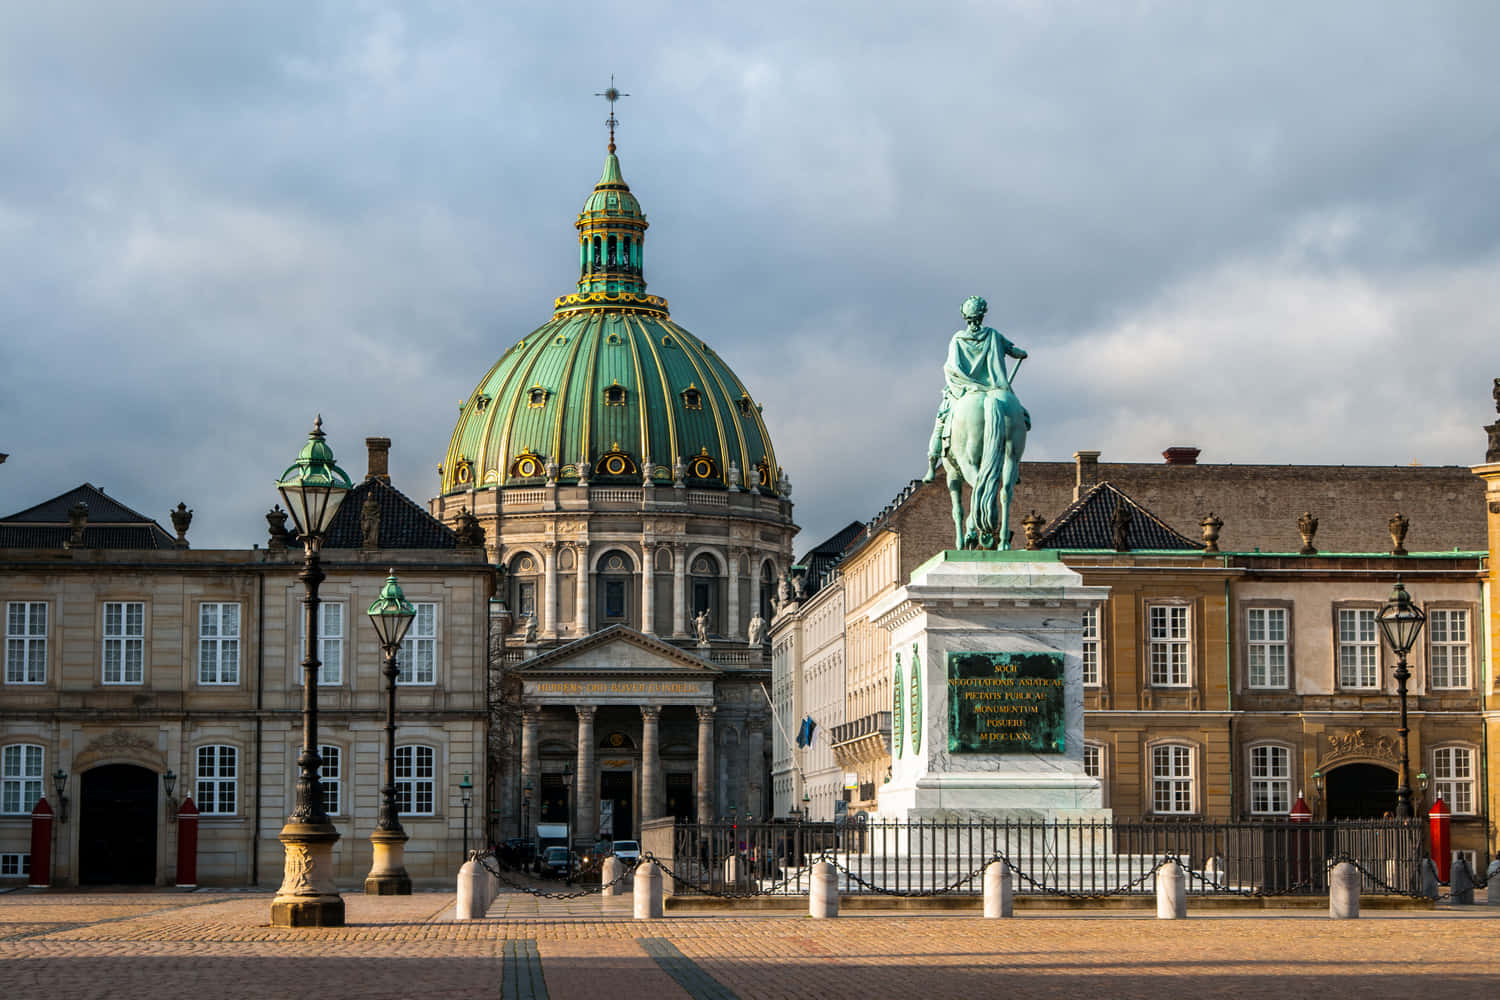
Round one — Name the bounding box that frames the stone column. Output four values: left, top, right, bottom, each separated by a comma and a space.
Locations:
696, 706, 715, 824
747, 718, 765, 821
575, 706, 596, 841
521, 710, 540, 807
671, 544, 688, 638
641, 545, 656, 634
542, 541, 558, 637
640, 706, 661, 822
574, 542, 590, 636
726, 549, 740, 640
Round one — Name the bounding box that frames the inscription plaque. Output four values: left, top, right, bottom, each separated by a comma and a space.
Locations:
947, 651, 1065, 754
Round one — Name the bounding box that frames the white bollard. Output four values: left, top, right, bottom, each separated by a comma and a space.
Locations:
456, 859, 488, 920
1329, 861, 1360, 919
1487, 861, 1500, 906
723, 854, 741, 885
601, 857, 622, 897
1203, 855, 1225, 888
1155, 860, 1187, 919
983, 859, 1013, 918
633, 861, 663, 919
1450, 856, 1476, 905
809, 860, 840, 918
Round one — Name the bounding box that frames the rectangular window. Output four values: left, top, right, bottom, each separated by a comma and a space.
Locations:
1428, 609, 1469, 690
1, 744, 44, 814
396, 603, 436, 685
517, 581, 536, 618
1246, 607, 1288, 688
1337, 608, 1379, 689
5, 602, 47, 684
0, 853, 28, 877
195, 744, 238, 815
102, 601, 145, 684
1148, 605, 1190, 686
1151, 744, 1193, 814
1082, 744, 1102, 780
1081, 606, 1100, 687
604, 580, 626, 619
299, 603, 344, 685
395, 744, 435, 815
1432, 747, 1474, 814
197, 603, 241, 685
319, 744, 341, 816
1249, 745, 1291, 814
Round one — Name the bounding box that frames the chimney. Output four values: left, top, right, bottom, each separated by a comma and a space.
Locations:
365, 437, 392, 483
1073, 450, 1100, 501
1163, 446, 1200, 466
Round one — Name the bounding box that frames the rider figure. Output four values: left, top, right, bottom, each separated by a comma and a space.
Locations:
924, 296, 1030, 482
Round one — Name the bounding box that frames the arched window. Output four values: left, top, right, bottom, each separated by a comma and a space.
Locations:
596, 549, 635, 627
507, 552, 541, 623
759, 562, 776, 622
1, 743, 43, 814
195, 744, 238, 815
395, 744, 436, 816
690, 553, 722, 635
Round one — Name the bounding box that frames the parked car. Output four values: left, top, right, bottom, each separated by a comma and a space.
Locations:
497, 838, 536, 870
538, 845, 574, 879
610, 840, 641, 865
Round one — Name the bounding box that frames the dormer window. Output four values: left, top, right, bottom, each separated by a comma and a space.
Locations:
681, 385, 702, 410
528, 386, 550, 408
604, 383, 627, 406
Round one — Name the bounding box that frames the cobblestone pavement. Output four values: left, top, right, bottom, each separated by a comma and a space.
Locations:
1, 887, 1495, 1000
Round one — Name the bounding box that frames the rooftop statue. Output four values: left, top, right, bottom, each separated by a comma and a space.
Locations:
923, 296, 1030, 550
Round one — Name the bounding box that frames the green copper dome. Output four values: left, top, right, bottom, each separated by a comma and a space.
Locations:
441, 147, 781, 496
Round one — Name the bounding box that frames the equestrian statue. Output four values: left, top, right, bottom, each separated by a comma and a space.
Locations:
923, 296, 1030, 550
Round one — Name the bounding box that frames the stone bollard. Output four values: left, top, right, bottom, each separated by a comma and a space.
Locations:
1450, 856, 1475, 905
1203, 855, 1224, 888
1419, 857, 1441, 900
601, 857, 623, 897
1487, 861, 1500, 907
1329, 861, 1360, 919
456, 860, 488, 920
983, 859, 1013, 918
1155, 860, 1187, 919
723, 854, 742, 886
809, 860, 840, 918
633, 861, 664, 919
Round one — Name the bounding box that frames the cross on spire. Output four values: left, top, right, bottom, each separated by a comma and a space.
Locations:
595, 75, 629, 153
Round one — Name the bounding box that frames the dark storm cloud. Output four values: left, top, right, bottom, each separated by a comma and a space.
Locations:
1, 2, 1498, 554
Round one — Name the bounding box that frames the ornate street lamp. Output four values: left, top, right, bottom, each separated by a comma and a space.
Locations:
52, 770, 68, 824
522, 778, 532, 840
560, 764, 574, 884
460, 772, 474, 860
270, 417, 353, 927
1376, 578, 1426, 820
365, 570, 416, 895
163, 769, 177, 823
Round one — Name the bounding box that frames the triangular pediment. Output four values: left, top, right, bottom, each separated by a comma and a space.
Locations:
512, 625, 722, 677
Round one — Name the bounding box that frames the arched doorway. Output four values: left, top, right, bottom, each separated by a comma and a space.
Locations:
80, 764, 158, 884
1324, 762, 1398, 819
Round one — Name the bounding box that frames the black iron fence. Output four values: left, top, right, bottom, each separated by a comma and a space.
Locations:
663, 816, 1428, 898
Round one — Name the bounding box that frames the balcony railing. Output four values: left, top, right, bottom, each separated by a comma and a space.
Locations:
831, 711, 891, 747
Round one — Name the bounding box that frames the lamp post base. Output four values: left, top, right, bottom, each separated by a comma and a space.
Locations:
270, 822, 344, 927
364, 828, 412, 895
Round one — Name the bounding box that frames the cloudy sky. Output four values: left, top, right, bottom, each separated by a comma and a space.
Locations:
3, 2, 1498, 552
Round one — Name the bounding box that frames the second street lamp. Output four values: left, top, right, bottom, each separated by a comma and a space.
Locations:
1376, 578, 1427, 820
270, 417, 353, 928
366, 570, 416, 895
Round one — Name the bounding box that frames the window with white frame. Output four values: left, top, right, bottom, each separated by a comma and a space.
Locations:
198, 603, 241, 685
319, 744, 341, 816
1431, 746, 1474, 814
5, 602, 47, 684
1336, 608, 1379, 689
396, 603, 436, 685
195, 744, 238, 815
299, 603, 344, 685
1151, 743, 1194, 814
1082, 743, 1103, 780
1249, 744, 1291, 814
1, 744, 43, 814
102, 601, 145, 684
395, 744, 435, 815
1148, 605, 1190, 686
1246, 607, 1288, 688
0, 853, 28, 877
1081, 605, 1101, 687
1427, 609, 1470, 690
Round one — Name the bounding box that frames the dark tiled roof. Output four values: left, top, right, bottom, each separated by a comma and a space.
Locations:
1036, 481, 1202, 551
798, 520, 866, 597
322, 479, 459, 550
0, 484, 177, 549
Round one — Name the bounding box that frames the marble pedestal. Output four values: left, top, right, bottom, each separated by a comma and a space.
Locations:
868, 551, 1107, 822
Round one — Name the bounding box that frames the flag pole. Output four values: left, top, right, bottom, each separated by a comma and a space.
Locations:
760, 682, 812, 810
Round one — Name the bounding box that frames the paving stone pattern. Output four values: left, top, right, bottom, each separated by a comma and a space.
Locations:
0, 887, 1496, 999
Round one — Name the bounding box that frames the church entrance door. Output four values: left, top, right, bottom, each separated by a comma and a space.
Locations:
600, 770, 633, 840
1324, 763, 1398, 819
79, 764, 157, 884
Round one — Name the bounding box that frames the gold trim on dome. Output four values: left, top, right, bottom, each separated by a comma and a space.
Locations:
623, 315, 653, 466
510, 449, 545, 480
670, 318, 748, 490
630, 314, 676, 468
578, 313, 603, 466
550, 313, 592, 466
670, 322, 733, 484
